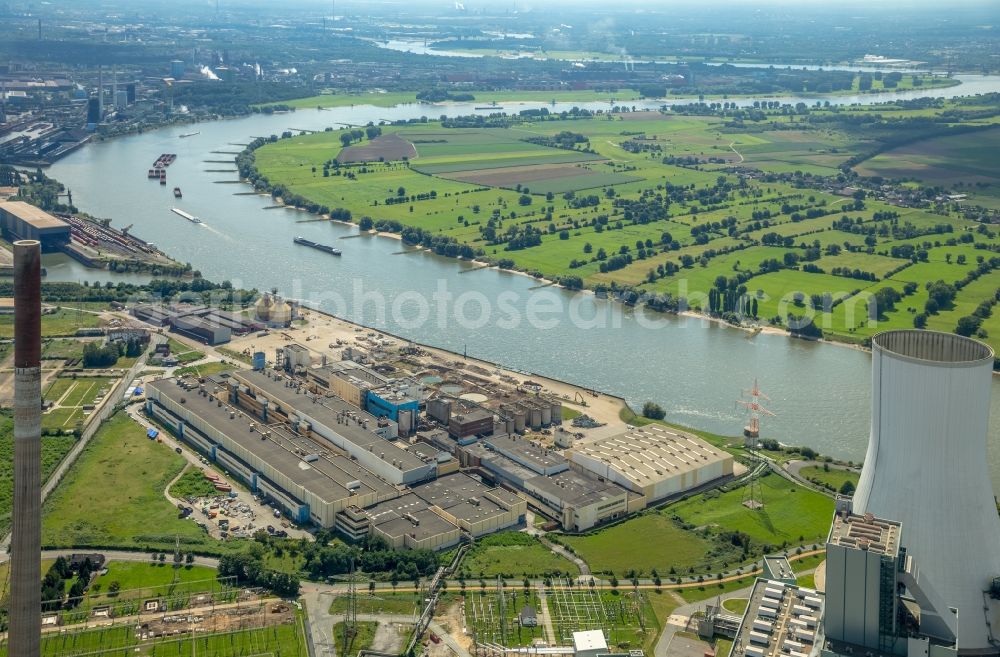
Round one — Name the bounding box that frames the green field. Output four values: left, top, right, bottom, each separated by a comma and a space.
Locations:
560, 513, 714, 576
0, 308, 105, 338
42, 412, 223, 554
330, 591, 423, 617
253, 98, 1000, 353
670, 472, 834, 550
458, 531, 578, 578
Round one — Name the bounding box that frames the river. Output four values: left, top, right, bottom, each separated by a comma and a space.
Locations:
46, 77, 1000, 488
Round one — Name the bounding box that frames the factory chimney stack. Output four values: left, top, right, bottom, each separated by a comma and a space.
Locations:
10, 240, 42, 657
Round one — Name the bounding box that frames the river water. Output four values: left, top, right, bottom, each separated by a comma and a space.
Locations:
47, 78, 1000, 487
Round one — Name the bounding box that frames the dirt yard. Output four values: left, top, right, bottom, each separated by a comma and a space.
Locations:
337, 134, 417, 163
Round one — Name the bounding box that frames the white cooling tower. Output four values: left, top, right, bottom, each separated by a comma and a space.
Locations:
853, 330, 1000, 653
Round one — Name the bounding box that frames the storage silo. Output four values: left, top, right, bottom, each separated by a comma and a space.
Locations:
550, 401, 562, 424
540, 404, 552, 426
513, 409, 526, 433
528, 405, 542, 430
852, 330, 1000, 653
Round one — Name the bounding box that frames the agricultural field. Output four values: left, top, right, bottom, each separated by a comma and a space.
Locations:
42, 412, 223, 554
457, 531, 577, 579
854, 127, 1000, 207
255, 96, 1000, 354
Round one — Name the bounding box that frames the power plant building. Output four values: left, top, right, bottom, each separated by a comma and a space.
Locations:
0, 202, 70, 251
852, 331, 1000, 654
570, 424, 733, 502
824, 511, 904, 652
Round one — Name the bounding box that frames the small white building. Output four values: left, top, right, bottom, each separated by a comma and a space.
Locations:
573, 630, 608, 657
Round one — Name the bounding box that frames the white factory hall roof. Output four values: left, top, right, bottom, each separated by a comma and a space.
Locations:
573, 423, 731, 489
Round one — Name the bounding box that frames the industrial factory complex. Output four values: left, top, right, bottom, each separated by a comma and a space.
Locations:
144, 331, 735, 546
137, 324, 1000, 657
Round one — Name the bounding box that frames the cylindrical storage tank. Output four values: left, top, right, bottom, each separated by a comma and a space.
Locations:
514, 411, 526, 433
853, 330, 1000, 652
252, 351, 265, 371
550, 402, 562, 423
398, 409, 412, 436
505, 417, 515, 434
540, 405, 552, 426
529, 407, 542, 430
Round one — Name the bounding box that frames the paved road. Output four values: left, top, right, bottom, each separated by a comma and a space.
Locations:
302, 583, 342, 657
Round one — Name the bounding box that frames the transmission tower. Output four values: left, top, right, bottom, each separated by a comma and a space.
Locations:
343, 557, 358, 652
736, 378, 775, 510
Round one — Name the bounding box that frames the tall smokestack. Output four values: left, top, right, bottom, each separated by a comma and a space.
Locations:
10, 240, 41, 657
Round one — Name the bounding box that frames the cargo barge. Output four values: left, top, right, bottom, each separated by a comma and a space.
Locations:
171, 207, 203, 224
294, 236, 341, 256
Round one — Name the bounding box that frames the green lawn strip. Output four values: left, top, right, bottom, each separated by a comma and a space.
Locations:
174, 361, 237, 378
330, 591, 423, 616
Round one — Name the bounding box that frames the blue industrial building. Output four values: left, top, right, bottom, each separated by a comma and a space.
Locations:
365, 389, 419, 422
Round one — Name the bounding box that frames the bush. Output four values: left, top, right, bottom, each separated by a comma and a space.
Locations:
641, 402, 666, 420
